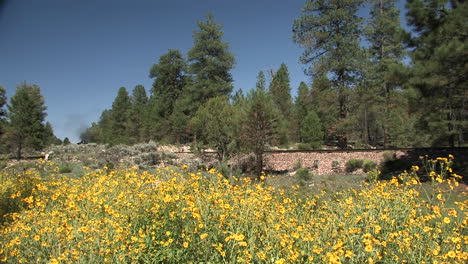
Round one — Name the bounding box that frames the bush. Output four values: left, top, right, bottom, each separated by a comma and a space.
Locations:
58, 163, 72, 173
362, 160, 377, 172
296, 168, 313, 182
345, 159, 364, 172
331, 160, 341, 173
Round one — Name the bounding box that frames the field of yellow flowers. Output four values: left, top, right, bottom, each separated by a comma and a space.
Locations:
0, 157, 466, 263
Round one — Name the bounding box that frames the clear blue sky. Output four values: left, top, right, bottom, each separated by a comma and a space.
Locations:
0, 0, 408, 142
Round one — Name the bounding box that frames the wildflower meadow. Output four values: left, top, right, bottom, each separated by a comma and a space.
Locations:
0, 156, 466, 263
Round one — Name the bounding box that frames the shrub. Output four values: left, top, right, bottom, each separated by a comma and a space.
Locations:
331, 160, 341, 173
362, 160, 377, 172
345, 159, 364, 172
58, 163, 72, 173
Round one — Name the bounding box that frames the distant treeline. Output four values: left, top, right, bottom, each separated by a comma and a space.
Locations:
80, 1, 467, 149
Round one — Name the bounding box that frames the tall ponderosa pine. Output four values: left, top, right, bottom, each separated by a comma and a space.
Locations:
109, 87, 131, 145
187, 13, 235, 112
293, 0, 365, 148
364, 0, 408, 147
406, 0, 468, 147
5, 83, 47, 159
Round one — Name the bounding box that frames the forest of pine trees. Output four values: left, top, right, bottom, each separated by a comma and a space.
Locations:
1, 1, 467, 160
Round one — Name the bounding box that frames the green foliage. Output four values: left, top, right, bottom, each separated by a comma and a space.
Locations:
296, 167, 313, 185
191, 96, 239, 161
300, 111, 323, 149
4, 83, 48, 159
240, 89, 281, 176
63, 137, 71, 145
43, 122, 62, 146
362, 160, 377, 173
269, 63, 292, 119
406, 0, 468, 147
149, 49, 187, 122
58, 163, 72, 174
293, 0, 365, 148
109, 87, 132, 145
255, 71, 266, 91
345, 159, 365, 172
187, 13, 235, 112
128, 85, 148, 143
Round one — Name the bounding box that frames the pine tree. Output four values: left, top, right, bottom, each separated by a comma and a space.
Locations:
294, 82, 312, 142
149, 49, 187, 119
63, 137, 70, 145
300, 111, 324, 149
310, 74, 339, 142
109, 87, 131, 145
240, 89, 281, 177
269, 63, 292, 118
255, 71, 266, 91
191, 96, 237, 161
0, 85, 6, 143
364, 0, 408, 147
128, 85, 148, 143
406, 0, 467, 147
5, 83, 47, 159
187, 13, 235, 112
293, 0, 365, 148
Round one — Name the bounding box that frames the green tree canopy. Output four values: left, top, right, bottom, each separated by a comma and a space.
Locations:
187, 13, 235, 111
293, 0, 365, 148
109, 87, 132, 145
300, 111, 324, 149
5, 83, 47, 159
406, 0, 468, 147
191, 96, 238, 161
255, 71, 266, 91
240, 89, 281, 177
149, 49, 187, 119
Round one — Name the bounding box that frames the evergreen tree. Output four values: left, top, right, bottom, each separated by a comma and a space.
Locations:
293, 0, 365, 148
300, 111, 324, 149
149, 49, 187, 119
191, 96, 237, 161
128, 85, 148, 143
109, 87, 131, 145
269, 63, 292, 118
240, 89, 281, 177
365, 0, 408, 147
5, 83, 47, 159
187, 13, 235, 112
63, 137, 70, 145
406, 0, 468, 147
294, 81, 312, 141
255, 71, 266, 91
310, 74, 339, 142
232, 89, 244, 105
148, 49, 188, 141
